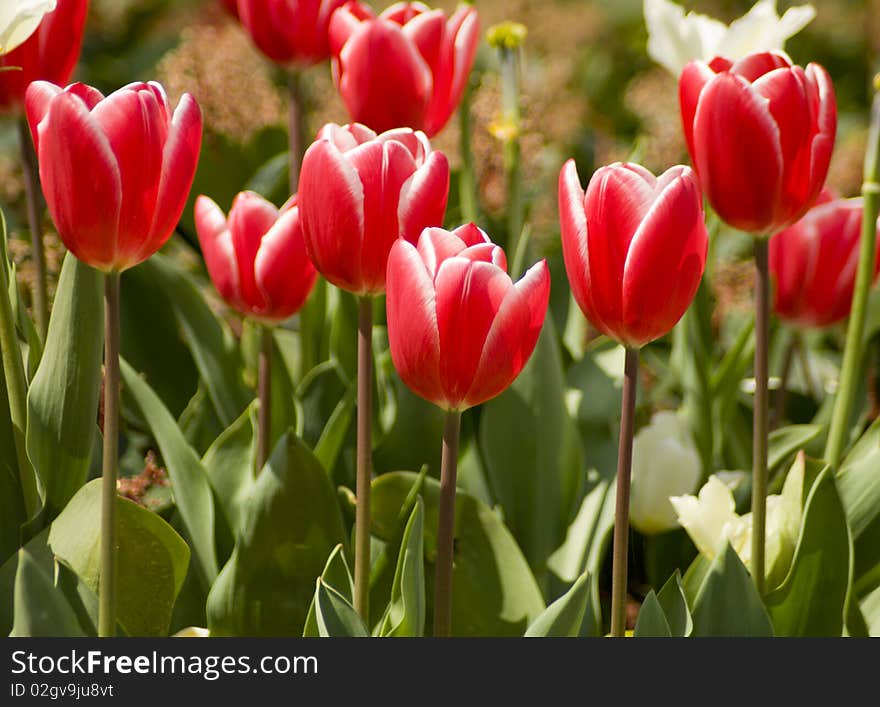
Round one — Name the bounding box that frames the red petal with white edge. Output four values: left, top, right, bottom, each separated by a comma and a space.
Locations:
195, 195, 241, 309
678, 61, 716, 165
805, 63, 836, 217
584, 163, 655, 339
729, 51, 792, 82
386, 239, 445, 407
397, 150, 449, 245
38, 92, 122, 271
401, 8, 446, 75
692, 73, 783, 234
25, 81, 63, 151
380, 2, 430, 25
451, 222, 491, 247
329, 1, 375, 57
337, 20, 432, 133
435, 258, 512, 409
254, 206, 318, 321
91, 86, 168, 268
299, 139, 366, 293
417, 227, 468, 278
463, 259, 550, 409
138, 93, 202, 268
228, 191, 279, 310
622, 168, 707, 347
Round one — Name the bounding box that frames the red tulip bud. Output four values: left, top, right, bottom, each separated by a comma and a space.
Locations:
25, 80, 202, 272
559, 160, 708, 348
299, 122, 449, 296
195, 192, 317, 323
386, 224, 549, 411
679, 50, 836, 235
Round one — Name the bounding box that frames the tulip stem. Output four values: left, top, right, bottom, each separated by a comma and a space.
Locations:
99, 270, 121, 638
825, 87, 880, 470
610, 347, 638, 637
771, 330, 796, 430
434, 409, 462, 638
256, 325, 272, 471
0, 212, 37, 519
18, 119, 48, 342
458, 75, 479, 224
354, 296, 372, 621
288, 70, 304, 194
751, 238, 770, 595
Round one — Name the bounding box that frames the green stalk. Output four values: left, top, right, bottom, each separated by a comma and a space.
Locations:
18, 119, 48, 342
825, 87, 880, 469
256, 325, 273, 471
458, 75, 479, 223
751, 238, 770, 595
610, 347, 638, 637
353, 296, 373, 620
99, 271, 120, 637
433, 409, 462, 637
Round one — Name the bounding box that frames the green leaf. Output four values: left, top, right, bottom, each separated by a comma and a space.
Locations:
765, 467, 850, 636
303, 545, 354, 637
371, 472, 544, 636
656, 570, 692, 637
0, 371, 25, 565
690, 544, 773, 637
480, 317, 583, 583
524, 572, 592, 637
9, 547, 86, 637
860, 583, 880, 637
314, 390, 355, 474
380, 498, 426, 637
206, 431, 347, 636
313, 579, 369, 637
121, 358, 219, 587
25, 254, 103, 522
48, 479, 190, 637
136, 255, 250, 426
633, 591, 671, 637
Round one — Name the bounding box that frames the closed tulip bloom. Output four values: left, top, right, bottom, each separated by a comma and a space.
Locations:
195, 192, 317, 323
329, 1, 479, 136
559, 160, 708, 348
299, 122, 449, 296
236, 0, 348, 65
26, 80, 202, 272
386, 224, 549, 411
679, 50, 836, 234
0, 0, 87, 111
770, 192, 880, 328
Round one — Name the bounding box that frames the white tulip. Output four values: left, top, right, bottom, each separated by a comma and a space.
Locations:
630, 411, 702, 534
0, 0, 56, 56
644, 0, 816, 75
671, 456, 805, 587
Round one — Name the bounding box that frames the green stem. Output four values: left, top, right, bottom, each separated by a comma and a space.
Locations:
18, 119, 48, 342
256, 325, 272, 471
458, 76, 479, 224
99, 271, 120, 638
353, 296, 372, 620
288, 71, 303, 194
825, 89, 880, 469
751, 238, 770, 595
610, 347, 638, 637
433, 409, 462, 638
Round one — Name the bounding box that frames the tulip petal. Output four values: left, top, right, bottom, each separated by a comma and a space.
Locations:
678, 61, 716, 159
729, 49, 792, 82
386, 239, 445, 407
805, 63, 836, 216
228, 191, 279, 311
195, 195, 241, 309
329, 0, 375, 57
397, 150, 449, 246
401, 8, 446, 75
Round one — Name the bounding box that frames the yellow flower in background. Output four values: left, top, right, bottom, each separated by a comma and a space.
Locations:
0, 0, 56, 55
644, 0, 815, 75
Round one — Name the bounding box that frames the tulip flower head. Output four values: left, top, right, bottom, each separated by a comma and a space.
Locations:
236, 0, 348, 65
195, 192, 317, 323
26, 80, 203, 272
680, 50, 836, 235
771, 192, 880, 329
0, 0, 56, 56
644, 0, 815, 76
328, 1, 480, 136
386, 224, 550, 412
629, 411, 702, 535
299, 122, 449, 296
559, 160, 708, 348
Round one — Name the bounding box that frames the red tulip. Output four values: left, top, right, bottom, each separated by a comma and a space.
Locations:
236, 0, 348, 66
559, 160, 708, 348
0, 0, 89, 113
679, 50, 836, 235
328, 1, 479, 136
195, 191, 317, 322
771, 192, 880, 328
25, 80, 202, 273
386, 223, 549, 411
299, 122, 449, 296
